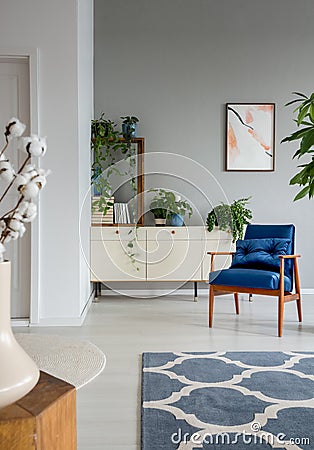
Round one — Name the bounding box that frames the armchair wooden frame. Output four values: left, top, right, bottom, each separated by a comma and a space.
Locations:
208, 251, 302, 337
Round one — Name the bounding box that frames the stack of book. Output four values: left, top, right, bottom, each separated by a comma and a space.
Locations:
114, 203, 131, 224
91, 196, 114, 225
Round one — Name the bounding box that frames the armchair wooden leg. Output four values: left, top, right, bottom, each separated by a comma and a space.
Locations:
294, 258, 302, 322
296, 296, 302, 322
278, 295, 284, 338
209, 285, 214, 328
234, 293, 239, 315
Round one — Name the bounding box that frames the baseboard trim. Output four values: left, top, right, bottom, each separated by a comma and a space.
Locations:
11, 319, 30, 327
301, 289, 314, 295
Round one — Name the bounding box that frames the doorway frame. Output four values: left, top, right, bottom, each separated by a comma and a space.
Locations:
0, 47, 40, 324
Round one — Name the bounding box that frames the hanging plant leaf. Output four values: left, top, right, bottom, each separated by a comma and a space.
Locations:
282, 92, 314, 200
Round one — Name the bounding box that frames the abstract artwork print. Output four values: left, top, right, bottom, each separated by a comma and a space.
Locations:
226, 103, 275, 171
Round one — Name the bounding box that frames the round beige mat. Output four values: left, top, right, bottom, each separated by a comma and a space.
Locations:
15, 333, 106, 389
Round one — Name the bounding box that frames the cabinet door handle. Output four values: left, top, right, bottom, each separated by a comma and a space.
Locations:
171, 230, 175, 234
115, 230, 119, 234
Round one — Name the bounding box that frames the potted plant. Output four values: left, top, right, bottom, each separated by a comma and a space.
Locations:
121, 115, 139, 139
206, 197, 252, 242
149, 189, 193, 226
91, 113, 137, 217
281, 91, 314, 201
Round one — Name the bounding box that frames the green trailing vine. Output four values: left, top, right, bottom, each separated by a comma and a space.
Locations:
281, 91, 314, 201
91, 113, 137, 216
91, 113, 139, 268
206, 197, 253, 242
126, 226, 140, 271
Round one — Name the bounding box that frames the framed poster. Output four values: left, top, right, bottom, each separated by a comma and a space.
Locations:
226, 103, 275, 171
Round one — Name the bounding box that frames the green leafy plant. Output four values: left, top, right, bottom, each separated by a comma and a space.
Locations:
149, 189, 193, 221
91, 113, 136, 215
121, 116, 139, 140
206, 197, 253, 242
281, 92, 314, 201
121, 116, 139, 125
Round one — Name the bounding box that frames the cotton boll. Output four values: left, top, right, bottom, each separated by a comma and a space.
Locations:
0, 159, 15, 182
5, 118, 26, 138
18, 223, 26, 238
8, 215, 23, 232
8, 230, 19, 241
15, 172, 32, 191
17, 201, 37, 222
17, 201, 30, 214
16, 166, 49, 199
21, 135, 47, 157
33, 174, 47, 189
20, 181, 40, 200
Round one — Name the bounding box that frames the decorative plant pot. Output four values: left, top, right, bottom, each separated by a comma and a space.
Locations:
154, 218, 166, 226
0, 261, 39, 409
170, 214, 184, 227
122, 123, 137, 138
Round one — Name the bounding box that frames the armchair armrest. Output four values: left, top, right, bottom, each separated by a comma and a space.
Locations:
208, 251, 235, 272
279, 255, 301, 294
207, 251, 235, 255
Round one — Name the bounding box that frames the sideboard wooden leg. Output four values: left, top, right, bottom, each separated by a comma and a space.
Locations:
194, 282, 198, 302
93, 282, 99, 302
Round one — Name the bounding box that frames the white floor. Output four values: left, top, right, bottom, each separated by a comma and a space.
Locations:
15, 291, 314, 450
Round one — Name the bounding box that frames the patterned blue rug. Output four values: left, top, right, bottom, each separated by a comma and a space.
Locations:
142, 352, 314, 449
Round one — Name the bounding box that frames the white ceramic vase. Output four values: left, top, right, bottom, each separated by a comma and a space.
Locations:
0, 261, 39, 409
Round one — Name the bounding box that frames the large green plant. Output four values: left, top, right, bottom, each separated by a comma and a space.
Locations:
281, 92, 314, 201
206, 197, 252, 242
149, 189, 193, 220
91, 113, 136, 215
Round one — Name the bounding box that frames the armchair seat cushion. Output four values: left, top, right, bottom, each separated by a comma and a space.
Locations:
209, 268, 292, 292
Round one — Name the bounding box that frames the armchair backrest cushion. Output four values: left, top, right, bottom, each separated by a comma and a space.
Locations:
231, 238, 291, 274
244, 224, 295, 281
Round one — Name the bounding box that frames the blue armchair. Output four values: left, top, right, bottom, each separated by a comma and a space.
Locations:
208, 224, 302, 337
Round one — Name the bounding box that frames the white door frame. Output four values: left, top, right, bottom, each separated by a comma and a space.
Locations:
0, 47, 40, 324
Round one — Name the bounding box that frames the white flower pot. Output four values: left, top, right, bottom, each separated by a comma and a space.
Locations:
0, 261, 39, 409
154, 218, 166, 226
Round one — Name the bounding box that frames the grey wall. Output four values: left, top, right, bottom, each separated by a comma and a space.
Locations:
95, 0, 314, 288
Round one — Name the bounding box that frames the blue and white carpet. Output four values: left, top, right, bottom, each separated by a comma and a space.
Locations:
142, 352, 314, 449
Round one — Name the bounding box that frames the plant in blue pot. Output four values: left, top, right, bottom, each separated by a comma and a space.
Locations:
121, 115, 139, 139
149, 189, 193, 226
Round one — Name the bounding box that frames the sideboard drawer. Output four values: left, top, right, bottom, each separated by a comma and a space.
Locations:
91, 226, 146, 241
147, 239, 202, 281
146, 226, 203, 241
91, 239, 146, 281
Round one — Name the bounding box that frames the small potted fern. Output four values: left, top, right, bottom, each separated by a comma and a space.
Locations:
206, 197, 252, 242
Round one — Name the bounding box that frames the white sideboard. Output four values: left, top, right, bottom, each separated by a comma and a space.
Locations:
90, 226, 234, 298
